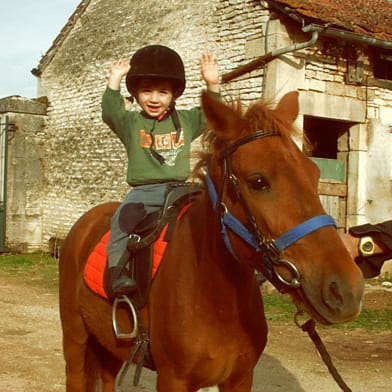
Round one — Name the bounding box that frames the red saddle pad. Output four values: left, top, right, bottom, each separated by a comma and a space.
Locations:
84, 226, 168, 299
83, 204, 191, 299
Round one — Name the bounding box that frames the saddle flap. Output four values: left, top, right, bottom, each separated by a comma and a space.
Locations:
127, 183, 202, 246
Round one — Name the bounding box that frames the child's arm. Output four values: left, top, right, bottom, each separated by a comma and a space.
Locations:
108, 59, 131, 90
200, 53, 220, 93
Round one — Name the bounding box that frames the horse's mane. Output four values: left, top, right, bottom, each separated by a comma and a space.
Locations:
192, 97, 306, 180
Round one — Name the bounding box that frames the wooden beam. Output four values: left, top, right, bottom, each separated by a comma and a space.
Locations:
318, 180, 347, 197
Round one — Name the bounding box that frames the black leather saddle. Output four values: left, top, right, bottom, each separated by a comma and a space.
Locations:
109, 182, 202, 308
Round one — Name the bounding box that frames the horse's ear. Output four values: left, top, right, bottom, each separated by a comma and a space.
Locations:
201, 91, 247, 142
274, 91, 299, 124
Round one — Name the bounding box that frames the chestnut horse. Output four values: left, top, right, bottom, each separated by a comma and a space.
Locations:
59, 91, 364, 392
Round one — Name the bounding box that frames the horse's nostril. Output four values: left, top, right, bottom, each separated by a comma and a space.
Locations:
330, 281, 344, 307
324, 280, 344, 311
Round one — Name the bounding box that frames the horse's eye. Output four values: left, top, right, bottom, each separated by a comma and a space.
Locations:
247, 175, 270, 192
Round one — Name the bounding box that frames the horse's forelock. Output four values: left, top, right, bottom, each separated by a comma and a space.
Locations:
244, 100, 292, 137
191, 96, 306, 180
245, 100, 312, 153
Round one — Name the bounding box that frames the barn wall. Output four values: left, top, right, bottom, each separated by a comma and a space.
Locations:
35, 0, 271, 250
260, 19, 392, 228
4, 0, 392, 251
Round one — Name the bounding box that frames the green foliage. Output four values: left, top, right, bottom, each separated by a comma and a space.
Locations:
263, 293, 296, 322
0, 254, 390, 331
263, 292, 392, 331
0, 253, 58, 292
334, 308, 392, 331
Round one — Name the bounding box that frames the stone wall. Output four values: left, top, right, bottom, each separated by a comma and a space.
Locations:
35, 0, 271, 249
6, 0, 392, 251
0, 97, 47, 252
299, 39, 392, 226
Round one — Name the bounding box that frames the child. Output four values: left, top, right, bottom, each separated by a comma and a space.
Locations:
102, 45, 220, 298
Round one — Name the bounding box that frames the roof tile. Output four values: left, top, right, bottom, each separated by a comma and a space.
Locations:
270, 0, 392, 41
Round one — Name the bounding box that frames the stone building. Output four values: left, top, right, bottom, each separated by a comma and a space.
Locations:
1, 0, 391, 252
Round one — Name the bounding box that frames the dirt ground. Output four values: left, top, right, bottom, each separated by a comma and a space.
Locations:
0, 273, 391, 392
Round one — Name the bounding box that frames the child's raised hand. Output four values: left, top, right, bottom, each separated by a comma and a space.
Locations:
110, 59, 131, 77
108, 59, 131, 90
200, 53, 220, 93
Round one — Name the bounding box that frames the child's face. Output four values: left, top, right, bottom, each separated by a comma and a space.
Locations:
136, 79, 174, 118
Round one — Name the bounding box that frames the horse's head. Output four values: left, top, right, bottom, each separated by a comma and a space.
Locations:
200, 90, 364, 325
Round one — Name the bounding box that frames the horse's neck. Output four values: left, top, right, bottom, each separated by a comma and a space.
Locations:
150, 193, 259, 316
184, 193, 255, 285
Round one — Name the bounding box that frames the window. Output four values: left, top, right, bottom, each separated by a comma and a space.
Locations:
304, 116, 351, 159
304, 116, 353, 182
374, 52, 392, 81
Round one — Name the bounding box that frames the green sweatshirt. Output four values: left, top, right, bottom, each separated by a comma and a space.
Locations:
102, 87, 217, 186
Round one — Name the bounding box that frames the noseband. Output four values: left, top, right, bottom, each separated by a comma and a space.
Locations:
206, 130, 336, 293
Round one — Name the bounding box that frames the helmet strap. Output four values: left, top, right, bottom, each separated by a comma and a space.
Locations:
168, 104, 182, 144
149, 124, 166, 165
148, 102, 183, 165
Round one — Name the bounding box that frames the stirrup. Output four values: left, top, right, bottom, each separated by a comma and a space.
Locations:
112, 295, 138, 339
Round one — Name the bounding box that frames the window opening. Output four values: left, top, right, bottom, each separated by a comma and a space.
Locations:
304, 116, 354, 182
374, 52, 392, 81
304, 116, 350, 159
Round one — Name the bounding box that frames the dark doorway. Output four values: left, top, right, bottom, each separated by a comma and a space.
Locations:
304, 116, 352, 159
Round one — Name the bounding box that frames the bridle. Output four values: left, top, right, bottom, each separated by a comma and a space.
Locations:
206, 130, 354, 392
206, 129, 336, 293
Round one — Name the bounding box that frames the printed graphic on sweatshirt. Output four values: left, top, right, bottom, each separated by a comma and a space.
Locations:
139, 129, 185, 166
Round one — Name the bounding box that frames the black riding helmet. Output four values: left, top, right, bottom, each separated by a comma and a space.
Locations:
126, 45, 186, 99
